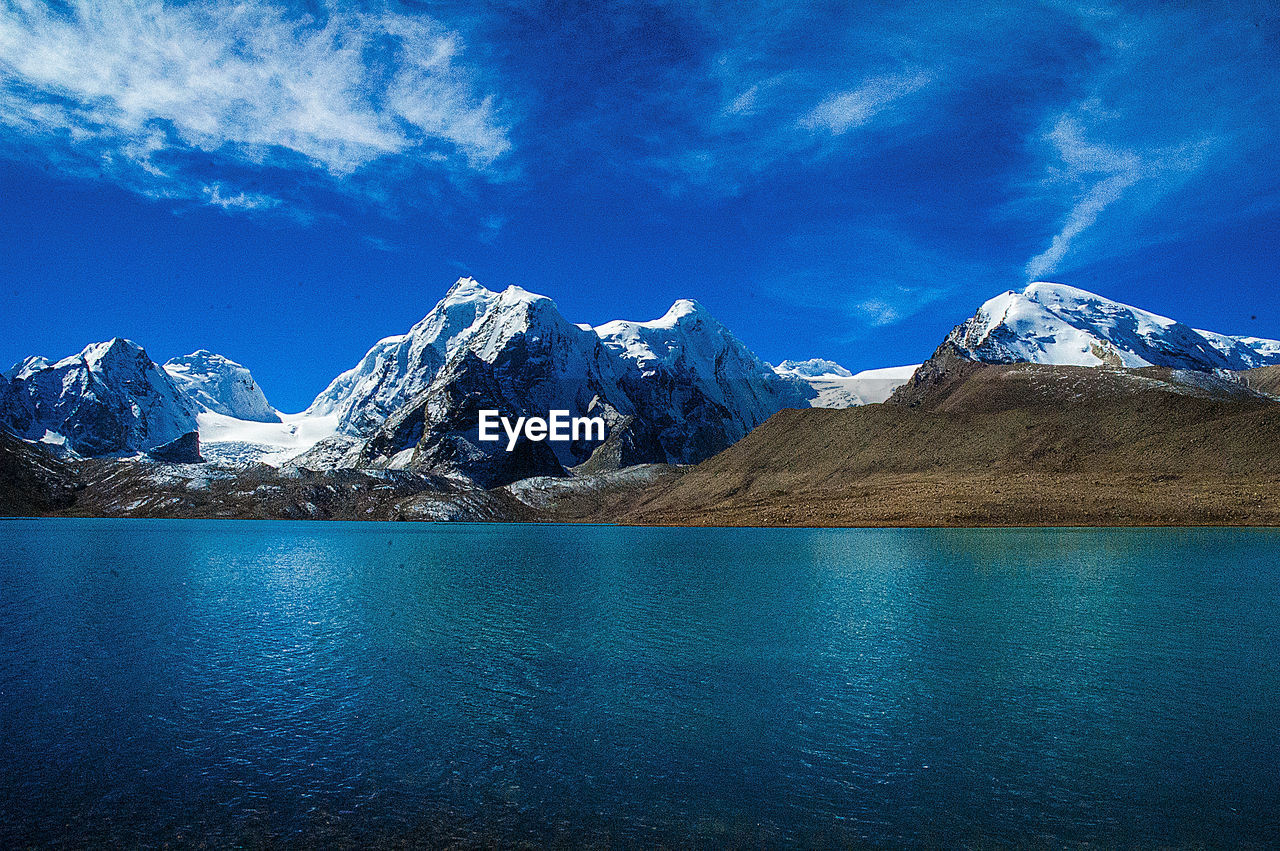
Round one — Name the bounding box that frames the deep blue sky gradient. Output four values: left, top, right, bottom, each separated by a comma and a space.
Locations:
0, 0, 1277, 411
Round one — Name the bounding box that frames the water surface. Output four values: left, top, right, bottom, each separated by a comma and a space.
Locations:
2, 520, 1278, 846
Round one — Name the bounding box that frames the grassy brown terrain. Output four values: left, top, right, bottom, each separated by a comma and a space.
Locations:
1242, 364, 1280, 397
615, 360, 1280, 527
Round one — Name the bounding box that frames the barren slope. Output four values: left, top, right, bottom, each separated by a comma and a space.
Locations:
618, 360, 1280, 526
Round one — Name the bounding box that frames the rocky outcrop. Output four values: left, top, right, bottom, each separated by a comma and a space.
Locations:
146, 431, 203, 464
0, 428, 82, 515
888, 342, 982, 409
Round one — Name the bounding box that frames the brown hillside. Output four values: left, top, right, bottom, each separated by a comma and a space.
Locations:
618, 362, 1280, 527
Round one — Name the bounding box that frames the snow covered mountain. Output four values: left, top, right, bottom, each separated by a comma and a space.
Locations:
0, 338, 198, 456
949, 282, 1280, 370
593, 299, 811, 462
308, 278, 626, 446
774, 358, 853, 379
307, 278, 809, 477
164, 350, 279, 423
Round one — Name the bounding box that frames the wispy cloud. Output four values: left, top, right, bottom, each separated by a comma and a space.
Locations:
201, 183, 281, 212
0, 0, 511, 211
1025, 112, 1144, 279
799, 71, 932, 136
1021, 1, 1276, 279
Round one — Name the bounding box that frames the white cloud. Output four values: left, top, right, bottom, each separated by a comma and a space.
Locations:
1025, 114, 1143, 279
799, 71, 933, 136
854, 298, 901, 327
1024, 110, 1209, 280
201, 183, 280, 212
0, 0, 511, 209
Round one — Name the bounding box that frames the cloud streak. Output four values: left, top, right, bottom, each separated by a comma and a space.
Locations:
799, 71, 933, 136
1021, 1, 1277, 280
0, 0, 511, 210
1025, 113, 1144, 280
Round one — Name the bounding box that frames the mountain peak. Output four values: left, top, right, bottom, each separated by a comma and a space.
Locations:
73, 337, 149, 369
774, 358, 854, 379
948, 282, 1279, 371
661, 298, 707, 324
5, 355, 50, 381
498, 284, 553, 308
445, 276, 492, 299
1019, 281, 1177, 325
2, 338, 197, 456
164, 350, 279, 423
596, 298, 711, 334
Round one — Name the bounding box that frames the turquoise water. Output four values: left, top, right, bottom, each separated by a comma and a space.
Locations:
1, 520, 1278, 846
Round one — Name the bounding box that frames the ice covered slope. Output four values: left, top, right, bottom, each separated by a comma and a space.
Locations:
948, 282, 1280, 370
307, 278, 810, 470
774, 360, 919, 407
0, 338, 198, 456
594, 299, 811, 456
164, 350, 279, 423
307, 277, 626, 451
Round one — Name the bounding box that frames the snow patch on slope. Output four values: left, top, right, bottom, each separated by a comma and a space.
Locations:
778, 362, 920, 407
774, 358, 854, 379
195, 411, 339, 467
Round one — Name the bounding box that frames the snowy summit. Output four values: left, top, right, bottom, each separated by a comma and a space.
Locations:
948, 282, 1280, 371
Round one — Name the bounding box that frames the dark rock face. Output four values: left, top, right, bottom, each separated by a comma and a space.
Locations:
573, 415, 669, 475
480, 321, 627, 468
887, 342, 982, 409
609, 369, 745, 466
146, 431, 204, 464
0, 429, 81, 515
357, 352, 569, 489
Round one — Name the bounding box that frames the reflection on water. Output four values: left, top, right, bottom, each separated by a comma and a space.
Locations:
2, 521, 1278, 845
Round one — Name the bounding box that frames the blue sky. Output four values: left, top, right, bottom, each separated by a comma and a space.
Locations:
0, 0, 1277, 411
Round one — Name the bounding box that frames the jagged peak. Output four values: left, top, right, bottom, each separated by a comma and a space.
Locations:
6, 355, 50, 381
55, 337, 150, 371
444, 276, 494, 300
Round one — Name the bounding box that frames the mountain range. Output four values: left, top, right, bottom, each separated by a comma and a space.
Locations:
0, 277, 922, 485
3, 278, 1280, 517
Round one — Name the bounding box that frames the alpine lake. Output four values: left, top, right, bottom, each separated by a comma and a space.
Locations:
2, 519, 1277, 846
